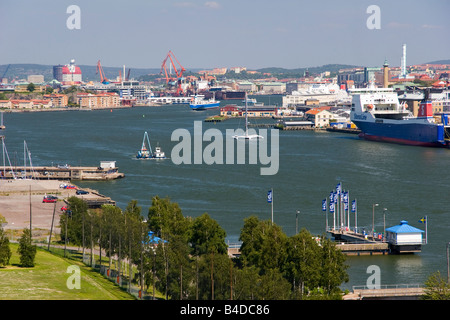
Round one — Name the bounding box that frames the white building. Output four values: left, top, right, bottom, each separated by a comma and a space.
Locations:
385, 220, 424, 253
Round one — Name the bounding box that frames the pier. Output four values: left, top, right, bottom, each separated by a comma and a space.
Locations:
328, 228, 390, 255
0, 162, 124, 181
344, 284, 425, 300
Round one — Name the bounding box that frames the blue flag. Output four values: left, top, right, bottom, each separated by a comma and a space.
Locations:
351, 200, 356, 213
329, 202, 335, 213
267, 190, 272, 203
336, 183, 341, 195
322, 199, 327, 211
418, 216, 426, 223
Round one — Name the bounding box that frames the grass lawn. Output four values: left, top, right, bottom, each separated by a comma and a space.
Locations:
0, 243, 135, 300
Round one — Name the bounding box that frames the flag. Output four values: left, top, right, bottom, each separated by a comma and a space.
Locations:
322, 199, 327, 211
267, 190, 272, 203
329, 202, 335, 213
418, 216, 426, 224
343, 192, 348, 203
336, 183, 341, 195
351, 200, 356, 213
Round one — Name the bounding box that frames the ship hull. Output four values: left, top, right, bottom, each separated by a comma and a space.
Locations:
190, 102, 220, 110
353, 120, 447, 148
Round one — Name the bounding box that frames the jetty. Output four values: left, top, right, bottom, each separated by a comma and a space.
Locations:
0, 161, 124, 181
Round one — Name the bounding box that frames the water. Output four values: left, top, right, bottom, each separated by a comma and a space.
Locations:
2, 97, 450, 290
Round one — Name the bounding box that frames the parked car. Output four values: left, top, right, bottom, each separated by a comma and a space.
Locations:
64, 185, 77, 189
43, 195, 58, 203
76, 190, 89, 195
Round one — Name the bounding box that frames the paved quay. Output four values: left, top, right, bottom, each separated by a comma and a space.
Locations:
0, 179, 112, 236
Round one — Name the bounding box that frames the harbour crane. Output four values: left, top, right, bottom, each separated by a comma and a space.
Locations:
160, 50, 186, 95
96, 60, 110, 84
1, 64, 10, 80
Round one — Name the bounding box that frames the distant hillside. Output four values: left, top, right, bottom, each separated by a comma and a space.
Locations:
0, 63, 161, 82
256, 64, 362, 76
425, 59, 450, 65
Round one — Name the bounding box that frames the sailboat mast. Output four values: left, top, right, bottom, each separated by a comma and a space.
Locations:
245, 92, 248, 135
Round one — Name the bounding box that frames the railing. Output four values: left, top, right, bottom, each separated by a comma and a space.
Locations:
352, 283, 423, 291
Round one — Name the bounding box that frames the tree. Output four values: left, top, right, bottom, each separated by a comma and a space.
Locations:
422, 271, 450, 300
285, 229, 322, 298
17, 228, 36, 267
0, 227, 11, 267
27, 83, 35, 92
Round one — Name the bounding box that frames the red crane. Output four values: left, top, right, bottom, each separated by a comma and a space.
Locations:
160, 50, 186, 94
96, 60, 109, 84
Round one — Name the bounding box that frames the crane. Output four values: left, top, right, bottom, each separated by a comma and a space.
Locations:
1, 64, 10, 80
96, 60, 110, 84
160, 50, 186, 95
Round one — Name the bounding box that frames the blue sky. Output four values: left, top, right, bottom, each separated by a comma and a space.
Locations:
1, 0, 449, 70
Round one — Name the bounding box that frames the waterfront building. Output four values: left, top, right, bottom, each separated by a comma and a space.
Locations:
77, 92, 120, 108
219, 104, 278, 118
385, 220, 424, 254
0, 100, 12, 109
43, 94, 68, 107
53, 59, 82, 86
305, 107, 335, 127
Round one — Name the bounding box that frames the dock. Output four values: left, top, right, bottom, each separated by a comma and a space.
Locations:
0, 162, 124, 181
329, 229, 390, 255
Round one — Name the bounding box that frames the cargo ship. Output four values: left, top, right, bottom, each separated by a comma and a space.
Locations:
349, 86, 450, 147
189, 94, 220, 110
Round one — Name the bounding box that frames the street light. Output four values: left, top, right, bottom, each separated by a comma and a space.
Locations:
372, 203, 379, 240
296, 210, 299, 234
383, 208, 388, 242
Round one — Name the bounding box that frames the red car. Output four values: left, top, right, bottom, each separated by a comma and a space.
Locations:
43, 195, 58, 203
64, 185, 77, 189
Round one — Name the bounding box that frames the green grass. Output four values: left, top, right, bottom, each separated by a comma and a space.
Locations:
0, 243, 135, 300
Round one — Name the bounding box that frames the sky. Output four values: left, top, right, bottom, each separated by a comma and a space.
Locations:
0, 0, 449, 70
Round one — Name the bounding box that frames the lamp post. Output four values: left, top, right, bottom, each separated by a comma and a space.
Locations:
372, 203, 379, 240
383, 208, 387, 242
296, 210, 299, 234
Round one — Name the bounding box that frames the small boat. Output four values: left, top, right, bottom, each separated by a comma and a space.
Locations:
136, 131, 166, 159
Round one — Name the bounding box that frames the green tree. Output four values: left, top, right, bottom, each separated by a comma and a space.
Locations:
285, 229, 322, 298
17, 228, 36, 267
422, 271, 450, 300
319, 236, 349, 295
27, 83, 35, 92
0, 227, 12, 267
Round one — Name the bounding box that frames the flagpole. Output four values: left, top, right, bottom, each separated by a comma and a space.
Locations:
425, 215, 428, 244
271, 188, 274, 224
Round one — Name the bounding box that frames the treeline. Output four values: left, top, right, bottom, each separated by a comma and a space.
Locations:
60, 195, 349, 300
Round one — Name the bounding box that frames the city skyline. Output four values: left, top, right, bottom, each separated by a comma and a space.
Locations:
0, 0, 449, 70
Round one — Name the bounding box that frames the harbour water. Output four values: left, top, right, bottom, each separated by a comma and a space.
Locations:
2, 96, 450, 290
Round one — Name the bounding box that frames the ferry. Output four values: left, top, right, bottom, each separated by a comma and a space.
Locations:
189, 94, 220, 110
349, 85, 450, 147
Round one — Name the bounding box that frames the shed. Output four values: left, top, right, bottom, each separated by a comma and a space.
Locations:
385, 220, 424, 254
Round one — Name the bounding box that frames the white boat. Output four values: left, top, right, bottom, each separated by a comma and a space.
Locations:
136, 131, 166, 159
233, 92, 264, 140
190, 93, 220, 110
